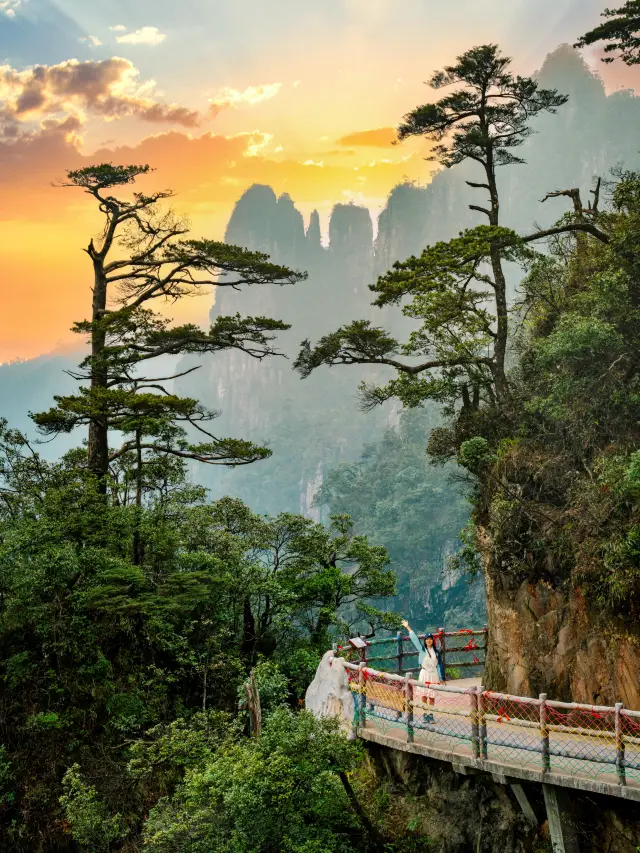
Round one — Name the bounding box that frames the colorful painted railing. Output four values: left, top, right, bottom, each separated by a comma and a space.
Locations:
334, 627, 487, 678
344, 661, 640, 791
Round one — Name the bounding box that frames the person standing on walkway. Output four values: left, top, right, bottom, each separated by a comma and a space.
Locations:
401, 620, 445, 706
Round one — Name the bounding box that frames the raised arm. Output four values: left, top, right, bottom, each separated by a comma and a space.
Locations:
401, 619, 423, 658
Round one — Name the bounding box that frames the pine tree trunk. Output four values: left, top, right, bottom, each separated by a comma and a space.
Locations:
88, 263, 109, 489
133, 428, 143, 565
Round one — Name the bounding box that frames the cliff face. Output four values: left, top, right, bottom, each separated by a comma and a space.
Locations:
482, 542, 640, 708
180, 186, 387, 521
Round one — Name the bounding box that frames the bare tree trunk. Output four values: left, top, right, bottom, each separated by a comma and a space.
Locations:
338, 769, 385, 851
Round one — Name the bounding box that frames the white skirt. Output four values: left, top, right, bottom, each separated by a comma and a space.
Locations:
417, 660, 440, 703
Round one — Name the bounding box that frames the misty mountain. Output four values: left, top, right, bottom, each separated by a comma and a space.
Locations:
3, 44, 640, 623
177, 44, 640, 622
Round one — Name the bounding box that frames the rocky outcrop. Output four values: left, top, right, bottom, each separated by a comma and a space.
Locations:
305, 651, 354, 736
483, 566, 640, 709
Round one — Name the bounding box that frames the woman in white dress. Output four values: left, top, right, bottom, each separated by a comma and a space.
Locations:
401, 620, 445, 707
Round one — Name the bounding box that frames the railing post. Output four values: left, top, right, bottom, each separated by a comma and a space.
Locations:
358, 662, 367, 728
615, 702, 626, 786
470, 687, 480, 759
439, 627, 446, 677
397, 631, 404, 674
405, 672, 414, 743
478, 687, 487, 760
540, 693, 550, 773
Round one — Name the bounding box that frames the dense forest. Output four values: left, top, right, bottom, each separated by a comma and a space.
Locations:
2, 2, 640, 849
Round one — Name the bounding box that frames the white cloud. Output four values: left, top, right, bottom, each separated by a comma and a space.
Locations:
116, 26, 167, 46
303, 159, 324, 167
109, 24, 127, 32
240, 130, 273, 157
0, 0, 21, 17
292, 80, 301, 88
79, 35, 103, 48
209, 82, 281, 116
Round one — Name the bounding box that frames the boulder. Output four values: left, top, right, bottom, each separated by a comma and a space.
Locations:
305, 651, 355, 736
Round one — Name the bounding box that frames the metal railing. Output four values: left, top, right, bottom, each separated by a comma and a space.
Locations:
335, 627, 487, 678
342, 661, 640, 792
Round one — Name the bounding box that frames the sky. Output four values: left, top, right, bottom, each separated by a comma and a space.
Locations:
0, 0, 638, 362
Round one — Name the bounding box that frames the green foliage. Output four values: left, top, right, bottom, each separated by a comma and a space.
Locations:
575, 1, 640, 66
60, 765, 127, 851
398, 44, 567, 168
317, 408, 485, 626
0, 422, 394, 848
0, 746, 15, 808
65, 162, 151, 189
465, 169, 640, 612
238, 661, 289, 717
141, 710, 363, 853
457, 437, 495, 475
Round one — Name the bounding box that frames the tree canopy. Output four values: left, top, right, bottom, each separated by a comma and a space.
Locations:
576, 1, 640, 66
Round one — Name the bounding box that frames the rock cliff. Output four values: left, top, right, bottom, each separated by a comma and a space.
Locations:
483, 550, 640, 709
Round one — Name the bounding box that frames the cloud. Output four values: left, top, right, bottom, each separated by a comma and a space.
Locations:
109, 24, 127, 32
0, 0, 20, 17
0, 124, 435, 361
79, 35, 103, 48
337, 127, 397, 147
0, 58, 200, 134
116, 27, 167, 46
239, 130, 273, 157
208, 82, 281, 116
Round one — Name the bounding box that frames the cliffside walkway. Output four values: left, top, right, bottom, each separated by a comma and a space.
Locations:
335, 631, 640, 804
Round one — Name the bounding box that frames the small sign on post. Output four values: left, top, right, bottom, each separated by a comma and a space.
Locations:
348, 636, 368, 663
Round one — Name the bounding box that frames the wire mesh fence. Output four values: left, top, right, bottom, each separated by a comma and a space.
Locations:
344, 661, 640, 792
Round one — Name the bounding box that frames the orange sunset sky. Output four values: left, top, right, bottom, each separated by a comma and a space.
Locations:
1, 0, 639, 363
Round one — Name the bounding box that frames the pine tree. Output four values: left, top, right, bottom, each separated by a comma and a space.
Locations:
33, 164, 306, 492
295, 45, 610, 414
